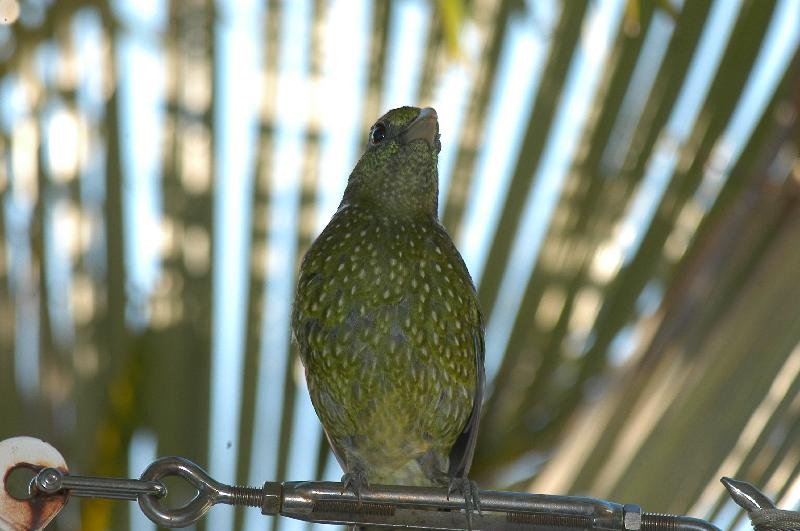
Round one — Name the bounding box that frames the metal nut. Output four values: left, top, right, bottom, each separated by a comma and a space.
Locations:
623, 503, 642, 530
260, 481, 283, 515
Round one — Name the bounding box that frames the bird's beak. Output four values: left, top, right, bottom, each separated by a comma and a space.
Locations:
399, 107, 441, 153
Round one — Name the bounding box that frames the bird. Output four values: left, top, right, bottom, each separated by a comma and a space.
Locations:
292, 106, 484, 527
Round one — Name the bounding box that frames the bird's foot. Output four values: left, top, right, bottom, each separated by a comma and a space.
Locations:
436, 475, 481, 530
341, 468, 369, 501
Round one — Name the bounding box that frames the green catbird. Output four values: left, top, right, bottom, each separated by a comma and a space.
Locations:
292, 106, 485, 518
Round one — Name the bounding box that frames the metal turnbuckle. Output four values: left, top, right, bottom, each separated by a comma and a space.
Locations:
5, 436, 800, 531
23, 456, 720, 530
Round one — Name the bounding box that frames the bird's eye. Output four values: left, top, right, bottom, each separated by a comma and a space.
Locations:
370, 122, 387, 145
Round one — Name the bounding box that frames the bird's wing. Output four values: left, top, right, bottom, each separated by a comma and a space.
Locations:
297, 349, 350, 473
320, 422, 348, 471
291, 295, 349, 474
447, 317, 485, 478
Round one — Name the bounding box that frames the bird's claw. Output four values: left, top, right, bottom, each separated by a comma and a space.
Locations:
341, 469, 369, 501
446, 477, 481, 530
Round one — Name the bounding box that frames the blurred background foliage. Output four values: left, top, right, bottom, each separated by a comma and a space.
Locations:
1, 0, 799, 530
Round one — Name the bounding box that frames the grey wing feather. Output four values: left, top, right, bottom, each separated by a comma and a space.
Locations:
447, 322, 485, 478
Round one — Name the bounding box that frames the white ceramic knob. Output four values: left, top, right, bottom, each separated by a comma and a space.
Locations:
0, 437, 68, 531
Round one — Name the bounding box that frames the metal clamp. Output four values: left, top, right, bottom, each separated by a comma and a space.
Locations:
722, 477, 800, 530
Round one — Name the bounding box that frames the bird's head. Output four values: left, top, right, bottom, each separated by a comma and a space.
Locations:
342, 106, 441, 217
